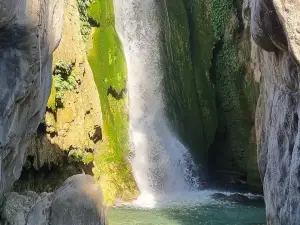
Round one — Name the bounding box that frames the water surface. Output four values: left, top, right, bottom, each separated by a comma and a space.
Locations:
108, 192, 266, 225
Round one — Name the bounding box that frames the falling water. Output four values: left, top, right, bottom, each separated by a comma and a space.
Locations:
113, 0, 199, 203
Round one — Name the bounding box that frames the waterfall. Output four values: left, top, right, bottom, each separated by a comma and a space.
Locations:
113, 0, 199, 202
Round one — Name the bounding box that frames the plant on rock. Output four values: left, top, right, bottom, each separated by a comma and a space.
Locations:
52, 61, 77, 106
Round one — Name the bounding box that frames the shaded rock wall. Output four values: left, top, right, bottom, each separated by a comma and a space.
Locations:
161, 0, 217, 169
160, 0, 260, 188
0, 0, 63, 199
251, 0, 300, 223
209, 0, 261, 189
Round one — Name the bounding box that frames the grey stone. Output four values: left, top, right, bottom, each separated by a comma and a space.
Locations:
1, 175, 106, 225
0, 0, 63, 200
50, 174, 107, 225
1, 192, 39, 225
26, 193, 53, 225
251, 0, 300, 224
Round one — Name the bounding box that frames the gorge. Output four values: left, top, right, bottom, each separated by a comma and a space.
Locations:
1, 0, 300, 224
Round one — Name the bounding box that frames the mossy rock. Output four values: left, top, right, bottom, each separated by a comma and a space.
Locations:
88, 0, 139, 205
160, 0, 217, 166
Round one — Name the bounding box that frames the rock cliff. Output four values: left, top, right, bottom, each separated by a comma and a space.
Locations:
13, 0, 103, 194
0, 0, 63, 200
0, 0, 106, 224
160, 0, 261, 190
251, 0, 300, 224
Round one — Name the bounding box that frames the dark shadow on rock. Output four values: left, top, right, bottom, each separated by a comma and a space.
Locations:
107, 86, 127, 100
13, 131, 93, 193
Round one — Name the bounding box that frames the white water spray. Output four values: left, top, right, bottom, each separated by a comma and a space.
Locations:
113, 0, 199, 205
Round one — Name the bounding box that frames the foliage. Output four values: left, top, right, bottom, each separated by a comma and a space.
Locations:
77, 0, 93, 42
68, 149, 94, 164
212, 0, 232, 41
88, 0, 139, 205
53, 61, 77, 100
209, 0, 260, 188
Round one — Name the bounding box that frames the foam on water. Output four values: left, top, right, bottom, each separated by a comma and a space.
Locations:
116, 190, 263, 209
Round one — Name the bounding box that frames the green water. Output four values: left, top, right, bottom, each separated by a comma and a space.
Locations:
108, 192, 265, 225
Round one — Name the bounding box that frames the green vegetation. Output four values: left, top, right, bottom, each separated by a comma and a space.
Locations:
209, 0, 260, 188
68, 149, 94, 164
212, 0, 232, 41
53, 61, 77, 100
49, 61, 77, 109
161, 0, 217, 165
87, 0, 139, 205
77, 0, 93, 42
161, 0, 260, 187
47, 61, 77, 110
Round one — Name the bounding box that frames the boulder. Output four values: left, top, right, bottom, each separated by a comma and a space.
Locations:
1, 175, 107, 225
50, 175, 107, 225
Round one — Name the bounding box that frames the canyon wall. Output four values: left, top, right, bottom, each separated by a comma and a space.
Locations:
160, 0, 260, 189
251, 0, 300, 223
16, 0, 262, 202
0, 0, 63, 200
13, 0, 139, 206
0, 0, 106, 224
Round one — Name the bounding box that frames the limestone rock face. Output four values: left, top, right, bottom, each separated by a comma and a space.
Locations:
1, 175, 107, 225
14, 0, 103, 194
251, 0, 300, 224
0, 0, 63, 199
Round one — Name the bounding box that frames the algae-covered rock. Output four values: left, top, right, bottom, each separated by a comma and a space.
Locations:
207, 0, 261, 189
161, 0, 217, 167
159, 0, 260, 188
88, 0, 139, 205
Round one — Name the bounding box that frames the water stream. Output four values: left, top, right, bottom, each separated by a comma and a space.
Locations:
113, 0, 199, 205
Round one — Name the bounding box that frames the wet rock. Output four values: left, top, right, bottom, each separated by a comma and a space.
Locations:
210, 193, 228, 201
211, 193, 264, 207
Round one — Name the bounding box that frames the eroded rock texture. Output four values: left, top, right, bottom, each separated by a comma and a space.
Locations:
1, 175, 107, 225
0, 0, 63, 199
252, 0, 300, 224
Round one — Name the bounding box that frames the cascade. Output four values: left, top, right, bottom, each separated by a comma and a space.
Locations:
113, 0, 199, 204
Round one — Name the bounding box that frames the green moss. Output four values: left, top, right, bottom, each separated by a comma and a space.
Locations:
77, 0, 93, 42
212, 0, 232, 41
68, 149, 94, 164
53, 61, 77, 102
209, 0, 260, 187
88, 0, 139, 205
47, 81, 56, 111
160, 0, 217, 165
47, 61, 77, 110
